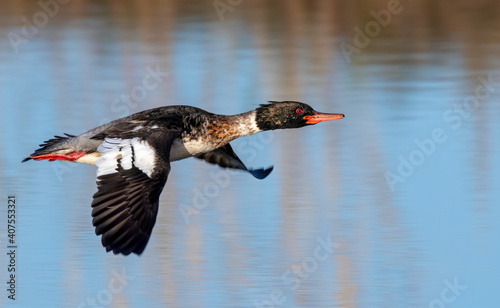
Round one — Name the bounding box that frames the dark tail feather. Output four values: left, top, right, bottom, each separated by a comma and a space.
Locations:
22, 133, 76, 163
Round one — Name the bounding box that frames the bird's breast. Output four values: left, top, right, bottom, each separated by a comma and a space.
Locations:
169, 118, 253, 162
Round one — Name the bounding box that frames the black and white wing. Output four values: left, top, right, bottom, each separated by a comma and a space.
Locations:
91, 130, 180, 255
195, 143, 273, 179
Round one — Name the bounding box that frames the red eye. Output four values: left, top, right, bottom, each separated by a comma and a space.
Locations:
296, 108, 303, 114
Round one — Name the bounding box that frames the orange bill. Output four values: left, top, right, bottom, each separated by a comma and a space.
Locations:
303, 112, 345, 124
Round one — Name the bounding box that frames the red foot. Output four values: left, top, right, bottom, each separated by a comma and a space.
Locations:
31, 152, 86, 162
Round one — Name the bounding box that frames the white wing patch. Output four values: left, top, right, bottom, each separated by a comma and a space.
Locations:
96, 138, 124, 177
129, 139, 156, 177
96, 138, 157, 178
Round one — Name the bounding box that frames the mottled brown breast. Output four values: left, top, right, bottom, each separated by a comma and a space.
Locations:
177, 112, 258, 158
204, 118, 241, 148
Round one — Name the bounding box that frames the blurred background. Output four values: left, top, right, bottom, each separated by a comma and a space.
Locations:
1, 0, 500, 307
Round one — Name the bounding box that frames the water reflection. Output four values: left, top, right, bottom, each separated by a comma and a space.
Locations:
1, 0, 499, 307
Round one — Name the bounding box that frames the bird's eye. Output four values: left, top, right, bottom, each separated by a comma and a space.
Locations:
296, 108, 303, 114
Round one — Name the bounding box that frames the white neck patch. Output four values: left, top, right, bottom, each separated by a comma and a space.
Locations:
236, 111, 261, 137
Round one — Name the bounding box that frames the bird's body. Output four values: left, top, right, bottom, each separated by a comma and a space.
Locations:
23, 101, 344, 255
27, 105, 259, 164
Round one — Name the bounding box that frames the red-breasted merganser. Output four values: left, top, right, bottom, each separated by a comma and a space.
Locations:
23, 101, 344, 255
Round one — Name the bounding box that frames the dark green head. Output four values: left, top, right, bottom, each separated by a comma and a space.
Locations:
255, 101, 344, 131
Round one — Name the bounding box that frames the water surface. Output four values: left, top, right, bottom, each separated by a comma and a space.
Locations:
1, 0, 499, 307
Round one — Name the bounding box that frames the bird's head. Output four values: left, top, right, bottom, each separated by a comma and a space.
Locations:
255, 101, 344, 131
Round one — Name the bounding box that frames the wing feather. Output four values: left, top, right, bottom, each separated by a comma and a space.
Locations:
91, 130, 181, 255
194, 143, 273, 179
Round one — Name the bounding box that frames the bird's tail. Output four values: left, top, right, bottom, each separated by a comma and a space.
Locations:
22, 133, 79, 162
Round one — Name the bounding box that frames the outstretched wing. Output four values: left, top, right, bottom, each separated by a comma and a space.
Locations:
194, 143, 273, 179
91, 130, 181, 255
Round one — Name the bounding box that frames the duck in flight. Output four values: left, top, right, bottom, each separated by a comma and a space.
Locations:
23, 101, 344, 255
